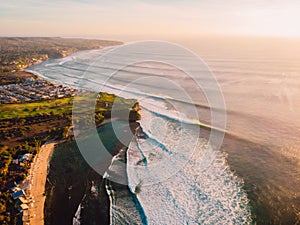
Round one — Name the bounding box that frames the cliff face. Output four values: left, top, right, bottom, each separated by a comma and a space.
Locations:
129, 102, 141, 122
44, 121, 142, 225
129, 110, 141, 122
42, 95, 141, 224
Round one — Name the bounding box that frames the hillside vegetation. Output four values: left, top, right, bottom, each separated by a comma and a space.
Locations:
0, 37, 122, 84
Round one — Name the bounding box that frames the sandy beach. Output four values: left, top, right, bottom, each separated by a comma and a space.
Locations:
26, 141, 58, 225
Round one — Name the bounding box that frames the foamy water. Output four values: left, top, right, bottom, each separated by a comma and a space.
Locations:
127, 109, 252, 224
29, 39, 300, 224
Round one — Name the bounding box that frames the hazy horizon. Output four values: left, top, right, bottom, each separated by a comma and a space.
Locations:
2, 1, 300, 224
1, 0, 300, 40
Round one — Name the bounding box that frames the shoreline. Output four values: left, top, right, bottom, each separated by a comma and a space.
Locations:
24, 141, 58, 225
103, 121, 146, 225
43, 120, 142, 224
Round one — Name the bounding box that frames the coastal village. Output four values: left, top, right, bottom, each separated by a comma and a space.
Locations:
5, 143, 56, 225
0, 37, 124, 225
6, 153, 33, 225
0, 76, 123, 224
0, 76, 77, 224
0, 78, 76, 104
0, 76, 76, 225
0, 75, 137, 224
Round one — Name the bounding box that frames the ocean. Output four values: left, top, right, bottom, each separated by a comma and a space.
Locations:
29, 37, 300, 224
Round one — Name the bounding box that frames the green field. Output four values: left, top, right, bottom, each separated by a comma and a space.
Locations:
0, 93, 137, 120
0, 98, 73, 120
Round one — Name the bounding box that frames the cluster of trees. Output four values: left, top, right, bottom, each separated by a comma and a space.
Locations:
0, 140, 41, 185
0, 147, 11, 179
0, 53, 48, 71
0, 191, 15, 225
0, 140, 42, 225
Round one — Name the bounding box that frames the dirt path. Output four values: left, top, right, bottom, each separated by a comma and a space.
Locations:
27, 141, 57, 225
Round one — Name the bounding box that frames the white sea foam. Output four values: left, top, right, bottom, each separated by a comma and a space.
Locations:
73, 203, 82, 225
127, 110, 252, 224
29, 47, 252, 224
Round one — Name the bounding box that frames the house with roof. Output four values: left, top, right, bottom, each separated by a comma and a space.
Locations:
19, 153, 33, 163
12, 190, 26, 200
17, 203, 29, 212
16, 197, 28, 205
21, 210, 30, 224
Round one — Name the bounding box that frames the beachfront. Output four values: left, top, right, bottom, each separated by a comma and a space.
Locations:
18, 142, 57, 225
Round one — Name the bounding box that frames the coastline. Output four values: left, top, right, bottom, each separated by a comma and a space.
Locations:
43, 120, 142, 225
24, 141, 58, 225
0, 38, 127, 224
3, 37, 298, 224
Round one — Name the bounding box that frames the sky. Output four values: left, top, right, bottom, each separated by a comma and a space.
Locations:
1, 0, 300, 40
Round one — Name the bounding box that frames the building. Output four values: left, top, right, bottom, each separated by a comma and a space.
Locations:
21, 210, 30, 224
16, 197, 28, 205
19, 153, 33, 163
17, 203, 29, 212
12, 190, 26, 200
